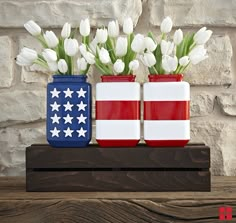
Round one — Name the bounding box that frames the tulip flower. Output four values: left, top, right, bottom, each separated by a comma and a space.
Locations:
115, 37, 128, 57
179, 56, 190, 66
96, 28, 108, 44
24, 20, 41, 36
79, 44, 95, 65
161, 40, 174, 55
144, 37, 157, 52
108, 20, 119, 38
99, 47, 111, 64
189, 45, 208, 65
123, 17, 133, 35
194, 27, 213, 45
20, 47, 38, 61
131, 34, 145, 53
173, 29, 183, 45
42, 49, 57, 62
113, 59, 125, 73
16, 54, 33, 66
140, 52, 156, 67
80, 18, 90, 37
160, 16, 173, 33
61, 22, 71, 38
47, 61, 58, 72
89, 37, 98, 54
64, 38, 79, 56
58, 59, 68, 73
129, 60, 139, 71
162, 55, 178, 73
77, 58, 88, 71
43, 31, 59, 48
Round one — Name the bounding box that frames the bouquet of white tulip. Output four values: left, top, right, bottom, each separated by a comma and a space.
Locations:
16, 20, 91, 75
136, 16, 212, 75
79, 18, 139, 75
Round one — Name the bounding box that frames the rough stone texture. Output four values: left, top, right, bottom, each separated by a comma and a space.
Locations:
149, 0, 236, 27
0, 0, 142, 28
0, 36, 13, 88
217, 93, 236, 116
0, 90, 46, 128
184, 35, 233, 85
190, 92, 215, 117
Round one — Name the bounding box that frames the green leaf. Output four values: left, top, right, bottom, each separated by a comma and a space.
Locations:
154, 44, 162, 74
106, 36, 116, 63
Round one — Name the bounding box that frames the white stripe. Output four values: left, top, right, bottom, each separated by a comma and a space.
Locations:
96, 120, 140, 139
143, 82, 190, 101
144, 120, 190, 140
96, 83, 140, 101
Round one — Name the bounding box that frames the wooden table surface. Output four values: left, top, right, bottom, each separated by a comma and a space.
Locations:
0, 176, 235, 223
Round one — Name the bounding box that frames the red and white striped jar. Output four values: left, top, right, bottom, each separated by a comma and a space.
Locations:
143, 74, 190, 147
96, 75, 140, 147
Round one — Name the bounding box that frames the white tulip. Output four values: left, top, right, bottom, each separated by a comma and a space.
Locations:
99, 47, 111, 64
47, 61, 58, 72
194, 27, 213, 45
61, 22, 71, 38
161, 40, 174, 55
79, 44, 95, 65
79, 44, 87, 56
77, 58, 88, 71
108, 20, 119, 38
123, 17, 133, 35
20, 47, 38, 61
129, 60, 139, 71
162, 55, 178, 73
189, 45, 208, 65
173, 29, 183, 45
64, 38, 79, 56
140, 52, 156, 67
58, 59, 68, 74
16, 54, 33, 66
160, 16, 173, 33
43, 31, 59, 48
80, 18, 90, 37
144, 37, 157, 52
179, 56, 190, 66
24, 20, 41, 36
89, 37, 98, 54
96, 28, 108, 44
42, 49, 57, 62
131, 34, 145, 53
115, 37, 128, 57
113, 59, 125, 73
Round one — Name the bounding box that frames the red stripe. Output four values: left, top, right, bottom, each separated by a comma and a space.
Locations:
96, 101, 140, 120
144, 101, 189, 120
145, 140, 189, 147
96, 139, 139, 147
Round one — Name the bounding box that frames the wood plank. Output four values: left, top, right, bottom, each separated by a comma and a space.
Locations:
26, 170, 210, 192
26, 144, 210, 169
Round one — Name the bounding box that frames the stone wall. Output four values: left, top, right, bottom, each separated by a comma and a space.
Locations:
0, 0, 235, 176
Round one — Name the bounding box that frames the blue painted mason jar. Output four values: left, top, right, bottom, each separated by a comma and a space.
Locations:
47, 75, 92, 147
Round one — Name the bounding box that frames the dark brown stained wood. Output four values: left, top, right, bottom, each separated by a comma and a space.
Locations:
26, 144, 210, 169
26, 170, 210, 192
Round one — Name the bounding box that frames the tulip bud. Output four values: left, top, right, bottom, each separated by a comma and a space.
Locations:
89, 37, 98, 54
194, 27, 213, 45
162, 55, 178, 73
123, 17, 133, 35
79, 44, 95, 65
24, 20, 41, 36
131, 34, 145, 53
96, 28, 108, 44
99, 47, 111, 64
108, 20, 119, 38
77, 58, 88, 71
42, 49, 57, 62
113, 59, 125, 73
16, 54, 33, 66
161, 40, 174, 56
160, 16, 173, 34
129, 60, 139, 71
64, 38, 79, 56
44, 31, 59, 48
61, 22, 71, 38
173, 29, 183, 45
58, 59, 68, 74
179, 56, 190, 66
115, 37, 128, 57
141, 52, 156, 67
189, 45, 208, 65
144, 37, 157, 52
80, 18, 90, 37
20, 47, 38, 61
47, 61, 58, 72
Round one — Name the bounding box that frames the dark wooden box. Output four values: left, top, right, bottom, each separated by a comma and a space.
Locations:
26, 144, 210, 192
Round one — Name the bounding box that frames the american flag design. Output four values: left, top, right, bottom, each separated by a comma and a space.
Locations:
96, 82, 140, 147
143, 81, 190, 147
47, 78, 91, 147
